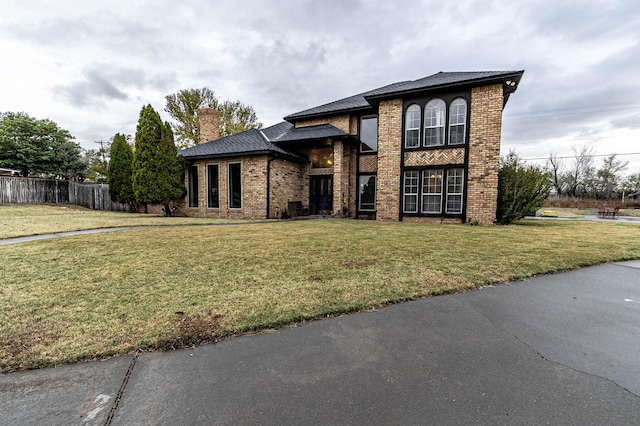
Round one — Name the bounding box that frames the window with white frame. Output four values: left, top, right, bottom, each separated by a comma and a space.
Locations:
405, 105, 421, 148
207, 164, 219, 209
402, 167, 465, 215
449, 98, 467, 145
421, 169, 443, 213
446, 168, 464, 214
188, 165, 198, 208
228, 162, 242, 209
424, 99, 445, 147
403, 170, 419, 213
358, 175, 376, 211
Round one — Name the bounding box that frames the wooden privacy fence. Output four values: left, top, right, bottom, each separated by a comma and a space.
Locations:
0, 176, 128, 211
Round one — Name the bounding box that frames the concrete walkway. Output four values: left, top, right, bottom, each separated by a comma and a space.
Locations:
2, 261, 640, 425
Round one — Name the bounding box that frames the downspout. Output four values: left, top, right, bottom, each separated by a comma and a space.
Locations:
266, 156, 276, 219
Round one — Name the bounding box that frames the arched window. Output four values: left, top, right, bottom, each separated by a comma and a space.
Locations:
405, 104, 421, 148
449, 98, 467, 145
424, 99, 445, 147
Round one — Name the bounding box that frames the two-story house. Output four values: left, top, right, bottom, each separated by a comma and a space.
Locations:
177, 70, 524, 224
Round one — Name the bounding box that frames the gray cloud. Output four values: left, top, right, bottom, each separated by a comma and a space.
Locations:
53, 66, 177, 108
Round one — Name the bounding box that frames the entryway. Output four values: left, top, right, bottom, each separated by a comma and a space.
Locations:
309, 175, 333, 215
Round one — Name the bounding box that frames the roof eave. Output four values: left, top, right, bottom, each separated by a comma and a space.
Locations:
364, 71, 526, 102
180, 150, 306, 163
284, 105, 373, 123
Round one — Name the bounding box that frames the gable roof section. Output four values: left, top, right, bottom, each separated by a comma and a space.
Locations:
178, 122, 349, 161
284, 70, 524, 121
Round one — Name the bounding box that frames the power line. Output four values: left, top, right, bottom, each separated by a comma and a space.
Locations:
519, 152, 640, 161
505, 100, 640, 118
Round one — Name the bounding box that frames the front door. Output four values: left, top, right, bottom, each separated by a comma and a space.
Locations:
309, 175, 333, 215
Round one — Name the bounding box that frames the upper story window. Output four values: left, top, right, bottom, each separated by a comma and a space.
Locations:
424, 99, 445, 147
311, 147, 333, 168
405, 105, 421, 148
449, 98, 467, 145
360, 116, 378, 152
404, 96, 469, 149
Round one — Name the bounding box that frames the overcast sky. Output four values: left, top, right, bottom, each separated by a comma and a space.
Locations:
1, 0, 639, 173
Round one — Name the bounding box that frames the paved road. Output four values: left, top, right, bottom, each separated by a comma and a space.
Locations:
1, 261, 640, 425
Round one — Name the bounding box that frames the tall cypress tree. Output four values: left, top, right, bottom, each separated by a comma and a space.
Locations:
107, 133, 135, 211
132, 105, 185, 215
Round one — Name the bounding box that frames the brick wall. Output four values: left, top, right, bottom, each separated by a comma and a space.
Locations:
177, 156, 311, 220
467, 84, 503, 224
376, 99, 403, 221
331, 141, 357, 217
269, 159, 308, 218
295, 115, 351, 133
199, 108, 220, 143
179, 155, 269, 219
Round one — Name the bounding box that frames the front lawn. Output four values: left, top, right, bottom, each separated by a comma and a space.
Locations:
1, 218, 639, 372
0, 203, 241, 239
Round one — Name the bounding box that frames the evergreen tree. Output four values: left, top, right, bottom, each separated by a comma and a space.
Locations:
497, 151, 551, 225
107, 133, 135, 211
132, 105, 185, 215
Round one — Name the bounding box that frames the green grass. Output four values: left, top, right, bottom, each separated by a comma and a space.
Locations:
0, 203, 243, 239
1, 207, 640, 372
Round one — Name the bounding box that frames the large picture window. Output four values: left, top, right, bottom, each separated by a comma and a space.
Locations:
188, 165, 198, 208
359, 175, 377, 211
360, 116, 378, 152
207, 164, 219, 209
424, 99, 445, 147
228, 162, 242, 209
405, 105, 421, 148
449, 98, 467, 145
402, 167, 464, 215
421, 169, 443, 213
403, 171, 419, 213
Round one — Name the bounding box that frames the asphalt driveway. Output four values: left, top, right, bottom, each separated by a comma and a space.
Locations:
2, 261, 639, 425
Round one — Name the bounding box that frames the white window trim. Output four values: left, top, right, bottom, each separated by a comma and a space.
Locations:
228, 162, 242, 210
424, 99, 445, 147
405, 104, 421, 149
403, 171, 419, 213
206, 163, 219, 209
448, 98, 467, 146
445, 168, 464, 214
421, 169, 443, 214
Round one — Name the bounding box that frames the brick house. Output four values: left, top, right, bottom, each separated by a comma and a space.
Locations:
177, 70, 524, 224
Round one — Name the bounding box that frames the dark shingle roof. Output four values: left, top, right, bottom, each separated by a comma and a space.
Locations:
285, 70, 524, 121
178, 127, 302, 161
275, 123, 348, 142
178, 122, 349, 160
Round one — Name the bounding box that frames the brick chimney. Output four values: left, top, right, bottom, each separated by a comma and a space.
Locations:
199, 108, 220, 144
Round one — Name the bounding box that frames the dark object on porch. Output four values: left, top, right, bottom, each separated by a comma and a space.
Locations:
598, 206, 620, 219
287, 201, 309, 217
